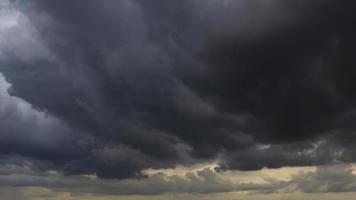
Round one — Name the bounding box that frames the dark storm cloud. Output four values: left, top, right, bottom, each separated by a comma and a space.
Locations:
1, 0, 356, 179
0, 161, 241, 195
186, 0, 356, 143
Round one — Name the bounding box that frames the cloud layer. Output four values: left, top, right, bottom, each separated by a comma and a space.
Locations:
1, 0, 356, 181
1, 158, 356, 196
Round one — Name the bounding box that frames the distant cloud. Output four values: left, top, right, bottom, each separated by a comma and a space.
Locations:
1, 157, 356, 195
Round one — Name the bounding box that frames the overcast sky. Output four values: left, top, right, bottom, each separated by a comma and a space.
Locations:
1, 0, 356, 199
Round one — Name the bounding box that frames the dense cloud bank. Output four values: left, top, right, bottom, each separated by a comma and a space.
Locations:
1, 159, 356, 195
1, 0, 356, 179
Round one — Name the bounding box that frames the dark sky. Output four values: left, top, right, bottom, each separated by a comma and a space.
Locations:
1, 0, 356, 180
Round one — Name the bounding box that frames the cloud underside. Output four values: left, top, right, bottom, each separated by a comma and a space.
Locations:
1, 159, 356, 196
1, 0, 356, 187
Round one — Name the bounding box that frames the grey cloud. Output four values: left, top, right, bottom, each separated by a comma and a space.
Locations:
0, 187, 28, 200
1, 156, 356, 195
221, 132, 356, 170
289, 164, 356, 193
0, 74, 92, 161
1, 0, 356, 180
0, 159, 240, 195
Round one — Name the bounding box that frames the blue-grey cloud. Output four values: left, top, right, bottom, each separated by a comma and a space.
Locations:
1, 0, 356, 179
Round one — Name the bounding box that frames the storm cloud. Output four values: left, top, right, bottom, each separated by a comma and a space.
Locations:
1, 0, 356, 181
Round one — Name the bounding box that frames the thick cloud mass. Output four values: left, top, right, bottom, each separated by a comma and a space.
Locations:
1, 0, 356, 179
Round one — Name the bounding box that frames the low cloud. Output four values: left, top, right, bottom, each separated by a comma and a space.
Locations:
1, 0, 356, 181
1, 157, 356, 195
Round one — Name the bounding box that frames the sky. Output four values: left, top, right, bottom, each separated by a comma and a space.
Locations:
1, 0, 356, 199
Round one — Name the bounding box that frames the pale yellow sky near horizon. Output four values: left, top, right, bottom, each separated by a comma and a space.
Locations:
7, 187, 356, 200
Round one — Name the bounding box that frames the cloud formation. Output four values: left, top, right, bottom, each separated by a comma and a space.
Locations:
1, 0, 356, 182
1, 158, 356, 196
